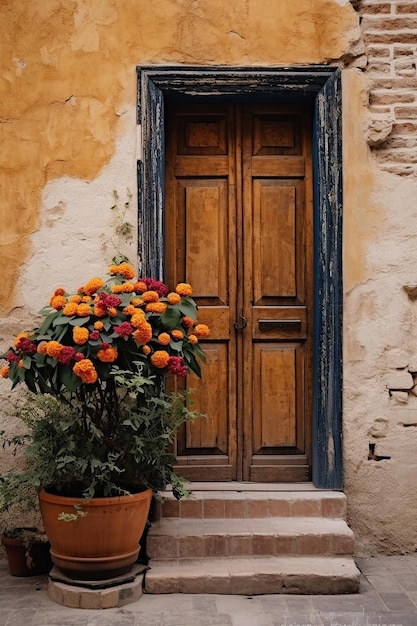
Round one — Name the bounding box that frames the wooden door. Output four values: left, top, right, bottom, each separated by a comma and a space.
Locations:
165, 102, 313, 482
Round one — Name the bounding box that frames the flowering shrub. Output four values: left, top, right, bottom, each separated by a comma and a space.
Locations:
1, 262, 208, 395
0, 263, 209, 498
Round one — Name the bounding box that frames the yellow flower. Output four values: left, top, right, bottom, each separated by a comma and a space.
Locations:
109, 262, 136, 279
145, 302, 167, 313
63, 302, 78, 317
157, 333, 170, 345
50, 295, 67, 310
97, 346, 118, 362
133, 322, 153, 345
150, 350, 170, 369
46, 341, 63, 359
167, 292, 181, 305
175, 283, 192, 297
73, 359, 98, 384
73, 327, 89, 345
171, 329, 184, 340
94, 321, 104, 330
82, 277, 104, 296
0, 365, 10, 379
194, 324, 210, 338
76, 303, 91, 317
37, 341, 48, 354
142, 290, 159, 303
188, 334, 198, 344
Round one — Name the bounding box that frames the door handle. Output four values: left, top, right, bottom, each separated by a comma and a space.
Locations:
234, 316, 247, 332
258, 319, 301, 331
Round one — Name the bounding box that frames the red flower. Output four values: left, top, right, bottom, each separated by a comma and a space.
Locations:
58, 346, 76, 365
168, 356, 188, 377
142, 278, 169, 297
5, 351, 20, 363
15, 337, 37, 356
89, 330, 100, 341
114, 322, 133, 338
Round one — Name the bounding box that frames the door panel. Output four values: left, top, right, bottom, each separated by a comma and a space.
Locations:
165, 103, 312, 482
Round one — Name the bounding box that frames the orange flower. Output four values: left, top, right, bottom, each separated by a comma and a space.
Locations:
37, 341, 48, 354
82, 296, 92, 303
133, 322, 152, 345
45, 341, 63, 359
130, 312, 146, 328
109, 262, 136, 279
171, 329, 184, 340
167, 292, 181, 305
13, 332, 28, 348
69, 295, 82, 304
76, 303, 91, 317
53, 288, 65, 296
94, 304, 107, 317
142, 345, 151, 355
0, 365, 10, 378
82, 277, 104, 296
133, 281, 147, 293
142, 290, 159, 303
94, 321, 104, 330
50, 295, 67, 310
123, 305, 138, 316
73, 359, 98, 384
157, 332, 170, 345
194, 324, 210, 338
130, 298, 144, 307
145, 302, 167, 313
175, 283, 192, 297
107, 307, 117, 317
182, 316, 195, 329
150, 350, 170, 369
73, 327, 89, 345
63, 302, 78, 317
18, 359, 24, 369
188, 334, 198, 344
97, 346, 118, 362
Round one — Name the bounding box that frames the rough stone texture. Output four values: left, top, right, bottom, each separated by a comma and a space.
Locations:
48, 573, 144, 609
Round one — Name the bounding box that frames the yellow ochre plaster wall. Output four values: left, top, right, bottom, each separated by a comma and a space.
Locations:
0, 0, 359, 312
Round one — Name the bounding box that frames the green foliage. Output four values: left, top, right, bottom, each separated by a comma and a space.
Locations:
0, 364, 201, 507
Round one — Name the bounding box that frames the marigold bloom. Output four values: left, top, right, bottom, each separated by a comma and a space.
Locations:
109, 262, 136, 280
73, 327, 89, 345
150, 350, 170, 369
112, 282, 134, 293
37, 341, 48, 354
94, 304, 107, 317
53, 288, 66, 297
145, 302, 167, 314
142, 345, 151, 356
82, 296, 92, 303
63, 302, 78, 316
130, 298, 144, 307
46, 341, 64, 359
123, 305, 137, 316
94, 321, 104, 330
107, 307, 117, 317
73, 359, 98, 384
18, 360, 24, 369
97, 346, 118, 362
171, 329, 184, 340
133, 281, 147, 293
133, 322, 153, 345
69, 295, 82, 304
82, 277, 104, 296
89, 330, 100, 341
15, 337, 37, 355
188, 334, 198, 344
114, 322, 133, 338
182, 316, 195, 329
175, 283, 192, 297
167, 292, 181, 305
12, 336, 25, 350
130, 312, 146, 328
158, 332, 170, 345
0, 365, 10, 379
194, 324, 210, 338
50, 295, 67, 310
142, 290, 159, 303
76, 303, 91, 317
58, 346, 75, 365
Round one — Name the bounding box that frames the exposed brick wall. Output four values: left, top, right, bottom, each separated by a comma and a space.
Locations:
354, 0, 417, 176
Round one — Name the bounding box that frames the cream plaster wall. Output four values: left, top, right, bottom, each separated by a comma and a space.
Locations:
2, 0, 417, 554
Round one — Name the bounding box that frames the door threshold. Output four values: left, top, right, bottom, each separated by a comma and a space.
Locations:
175, 482, 335, 492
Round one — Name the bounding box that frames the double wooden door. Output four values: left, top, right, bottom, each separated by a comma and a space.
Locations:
165, 102, 313, 482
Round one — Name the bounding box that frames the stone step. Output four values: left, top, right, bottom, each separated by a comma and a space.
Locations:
148, 517, 354, 559
157, 490, 347, 520
144, 555, 361, 595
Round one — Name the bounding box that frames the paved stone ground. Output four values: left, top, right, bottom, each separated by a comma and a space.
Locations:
1, 556, 417, 625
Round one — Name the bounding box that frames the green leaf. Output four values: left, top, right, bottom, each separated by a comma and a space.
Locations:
184, 351, 202, 378
161, 307, 181, 330
37, 310, 60, 335
178, 298, 197, 321
22, 356, 32, 369
169, 339, 183, 351
69, 317, 90, 327
53, 315, 73, 326
59, 367, 81, 392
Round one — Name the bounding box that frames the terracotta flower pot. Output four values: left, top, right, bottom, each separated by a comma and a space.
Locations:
1, 529, 52, 577
38, 487, 152, 580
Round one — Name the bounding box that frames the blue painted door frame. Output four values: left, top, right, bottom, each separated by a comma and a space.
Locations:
137, 66, 343, 490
